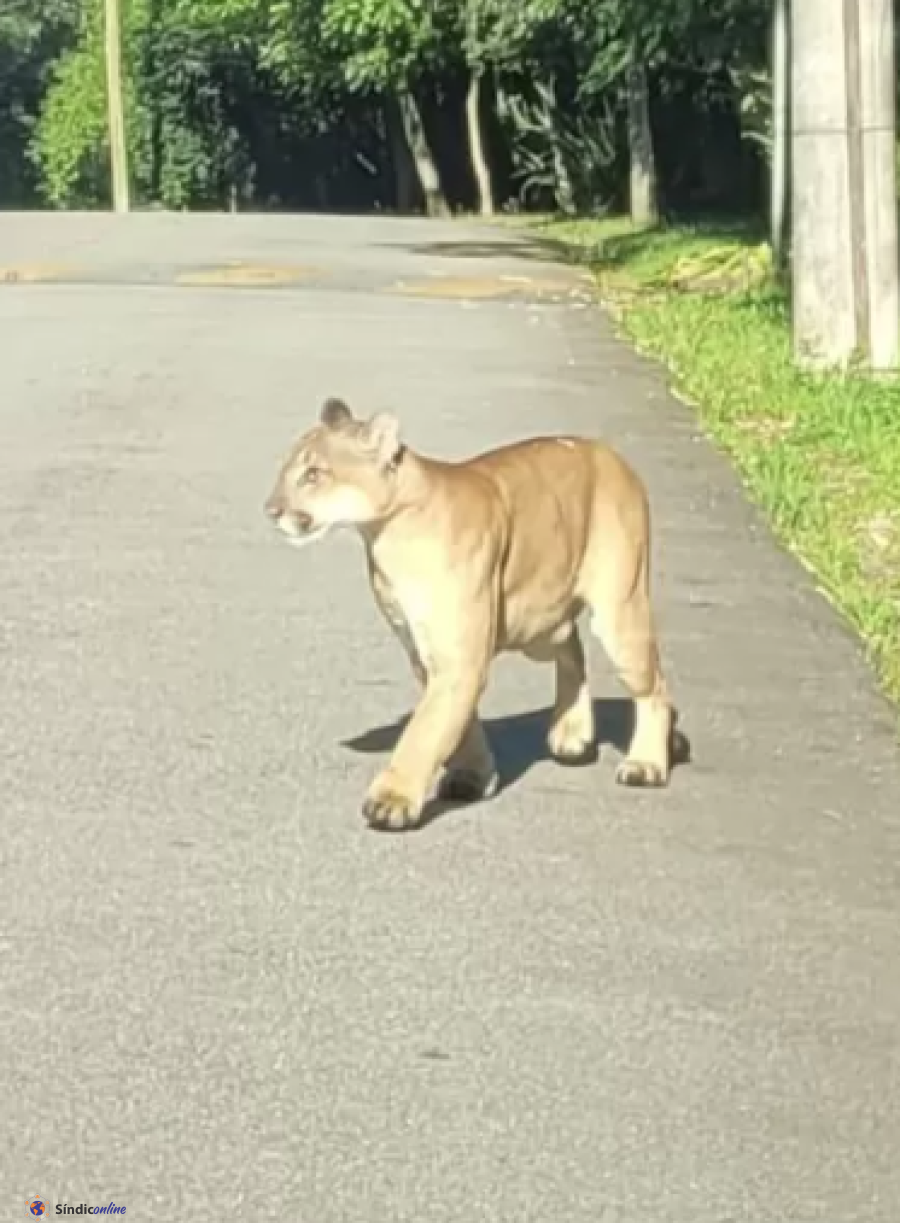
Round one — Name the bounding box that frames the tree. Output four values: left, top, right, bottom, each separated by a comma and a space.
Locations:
0, 0, 81, 205
456, 0, 561, 215
35, 0, 269, 209
317, 0, 451, 214
21, 0, 782, 224
580, 0, 770, 224
626, 58, 656, 224
578, 0, 670, 224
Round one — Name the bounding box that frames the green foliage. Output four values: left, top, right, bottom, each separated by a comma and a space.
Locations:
32, 0, 265, 208
31, 0, 112, 206
497, 76, 618, 213
18, 0, 776, 214
0, 0, 81, 204
732, 64, 773, 159
318, 0, 442, 90
460, 0, 561, 71
136, 15, 257, 207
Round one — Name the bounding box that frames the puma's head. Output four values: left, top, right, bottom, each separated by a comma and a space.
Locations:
264, 398, 405, 547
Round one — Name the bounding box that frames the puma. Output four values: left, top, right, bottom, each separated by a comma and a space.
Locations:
264, 398, 688, 831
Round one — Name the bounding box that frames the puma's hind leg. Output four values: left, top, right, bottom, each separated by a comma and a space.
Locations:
524, 627, 596, 765
585, 560, 680, 788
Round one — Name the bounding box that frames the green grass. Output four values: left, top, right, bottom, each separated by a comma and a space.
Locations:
523, 214, 900, 713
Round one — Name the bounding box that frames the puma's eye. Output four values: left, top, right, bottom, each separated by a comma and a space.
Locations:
300, 467, 322, 487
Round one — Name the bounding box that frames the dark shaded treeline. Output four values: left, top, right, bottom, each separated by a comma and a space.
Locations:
1, 0, 770, 220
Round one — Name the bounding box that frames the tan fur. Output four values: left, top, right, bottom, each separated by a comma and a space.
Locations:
264, 397, 688, 831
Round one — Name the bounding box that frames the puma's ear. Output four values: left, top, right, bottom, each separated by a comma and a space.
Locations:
364, 412, 403, 468
320, 397, 354, 431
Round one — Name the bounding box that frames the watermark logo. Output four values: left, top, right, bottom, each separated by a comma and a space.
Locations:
55, 1205, 127, 1216
23, 1198, 126, 1217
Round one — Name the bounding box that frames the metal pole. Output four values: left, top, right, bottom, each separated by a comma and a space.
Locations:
770, 0, 789, 269
104, 0, 131, 213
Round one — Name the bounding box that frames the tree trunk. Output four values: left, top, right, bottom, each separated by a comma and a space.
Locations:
465, 67, 494, 216
626, 59, 657, 225
396, 88, 450, 218
385, 96, 418, 212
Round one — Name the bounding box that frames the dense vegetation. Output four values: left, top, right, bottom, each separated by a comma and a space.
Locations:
1, 0, 772, 218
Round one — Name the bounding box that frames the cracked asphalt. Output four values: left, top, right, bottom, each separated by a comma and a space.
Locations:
2, 210, 900, 1223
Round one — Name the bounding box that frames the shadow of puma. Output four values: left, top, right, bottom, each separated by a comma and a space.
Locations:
342, 697, 691, 829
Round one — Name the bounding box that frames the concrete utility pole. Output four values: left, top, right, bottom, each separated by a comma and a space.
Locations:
858, 0, 899, 371
791, 0, 898, 371
770, 0, 789, 268
104, 0, 131, 212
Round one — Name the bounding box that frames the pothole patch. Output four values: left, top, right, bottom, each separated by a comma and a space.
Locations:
387, 273, 590, 302
0, 263, 72, 284
175, 263, 321, 288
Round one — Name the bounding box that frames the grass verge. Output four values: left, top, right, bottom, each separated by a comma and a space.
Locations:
523, 214, 900, 714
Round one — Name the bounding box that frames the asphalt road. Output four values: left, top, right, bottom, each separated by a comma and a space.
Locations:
2, 211, 900, 1223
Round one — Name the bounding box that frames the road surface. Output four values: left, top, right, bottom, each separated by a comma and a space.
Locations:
2, 211, 899, 1222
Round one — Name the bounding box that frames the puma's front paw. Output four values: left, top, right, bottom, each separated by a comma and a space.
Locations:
362, 772, 424, 832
